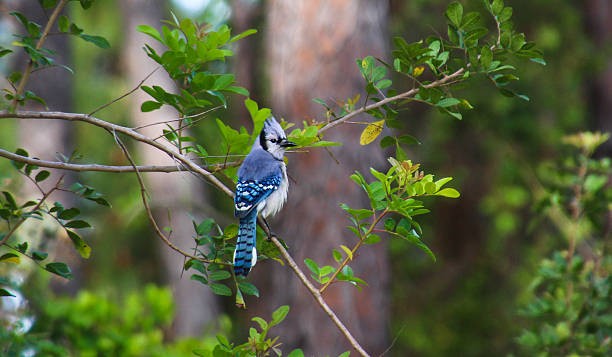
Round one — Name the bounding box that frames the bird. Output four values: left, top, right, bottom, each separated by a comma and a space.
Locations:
233, 116, 296, 277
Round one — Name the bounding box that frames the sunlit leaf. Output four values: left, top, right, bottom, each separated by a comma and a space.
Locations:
359, 120, 385, 146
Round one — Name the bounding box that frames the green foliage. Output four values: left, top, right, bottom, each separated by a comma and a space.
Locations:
314, 0, 544, 165
137, 16, 253, 115
517, 132, 611, 355
305, 158, 459, 291
0, 148, 109, 287
1, 284, 223, 356
2, 2, 111, 110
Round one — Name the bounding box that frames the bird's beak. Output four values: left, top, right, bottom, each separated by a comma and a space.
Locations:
280, 139, 296, 148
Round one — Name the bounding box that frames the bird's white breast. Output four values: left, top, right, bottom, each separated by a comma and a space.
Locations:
259, 163, 288, 218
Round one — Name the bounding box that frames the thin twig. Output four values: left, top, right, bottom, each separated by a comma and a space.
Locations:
89, 66, 161, 116
110, 130, 212, 263
319, 209, 388, 294
133, 105, 223, 131
270, 236, 370, 357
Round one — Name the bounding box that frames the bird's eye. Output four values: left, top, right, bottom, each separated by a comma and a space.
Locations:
270, 138, 278, 143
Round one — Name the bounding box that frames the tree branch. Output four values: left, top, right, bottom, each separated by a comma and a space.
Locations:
110, 130, 214, 263
0, 110, 235, 197
0, 147, 235, 173
318, 68, 465, 134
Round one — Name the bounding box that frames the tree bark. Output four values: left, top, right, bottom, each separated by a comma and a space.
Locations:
251, 1, 390, 355
120, 0, 220, 338
583, 0, 612, 156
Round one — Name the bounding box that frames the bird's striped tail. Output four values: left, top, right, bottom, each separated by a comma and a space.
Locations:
233, 211, 258, 277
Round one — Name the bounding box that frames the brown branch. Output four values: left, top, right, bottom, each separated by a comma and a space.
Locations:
318, 68, 465, 134
270, 236, 370, 357
319, 209, 388, 294
0, 147, 237, 173
0, 111, 234, 197
110, 131, 214, 263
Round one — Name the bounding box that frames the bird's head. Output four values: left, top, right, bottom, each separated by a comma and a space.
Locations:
258, 116, 296, 160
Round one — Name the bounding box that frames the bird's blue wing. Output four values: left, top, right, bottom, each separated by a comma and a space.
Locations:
234, 175, 281, 218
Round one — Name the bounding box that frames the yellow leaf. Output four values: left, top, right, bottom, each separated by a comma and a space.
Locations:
359, 120, 385, 145
340, 245, 353, 260
413, 66, 425, 77
0, 253, 20, 264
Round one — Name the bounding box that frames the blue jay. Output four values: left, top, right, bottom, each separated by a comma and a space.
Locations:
233, 117, 295, 277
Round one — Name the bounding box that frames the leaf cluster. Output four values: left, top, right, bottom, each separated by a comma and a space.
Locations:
0, 148, 108, 296
2, 1, 110, 109
138, 17, 253, 115
517, 133, 611, 355
305, 158, 460, 291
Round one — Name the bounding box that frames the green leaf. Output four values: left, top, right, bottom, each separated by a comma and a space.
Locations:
304, 258, 320, 274
209, 283, 232, 296
45, 262, 73, 279
191, 274, 208, 285
67, 230, 91, 258
0, 253, 20, 264
0, 288, 15, 297
271, 305, 290, 326
230, 28, 257, 43
238, 281, 259, 297
0, 48, 12, 58
434, 177, 453, 190
364, 233, 381, 245
380, 136, 396, 148
252, 316, 268, 330
64, 220, 91, 229
58, 207, 80, 220
31, 251, 48, 261
332, 249, 343, 263
15, 242, 28, 253
136, 24, 162, 42
436, 97, 461, 108
58, 15, 70, 32
34, 170, 50, 182
141, 100, 162, 112
287, 349, 305, 357
436, 188, 460, 198
446, 2, 463, 28
79, 34, 110, 49
480, 46, 493, 69
208, 270, 231, 281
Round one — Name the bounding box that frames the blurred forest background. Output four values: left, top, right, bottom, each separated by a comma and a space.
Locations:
0, 0, 610, 356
